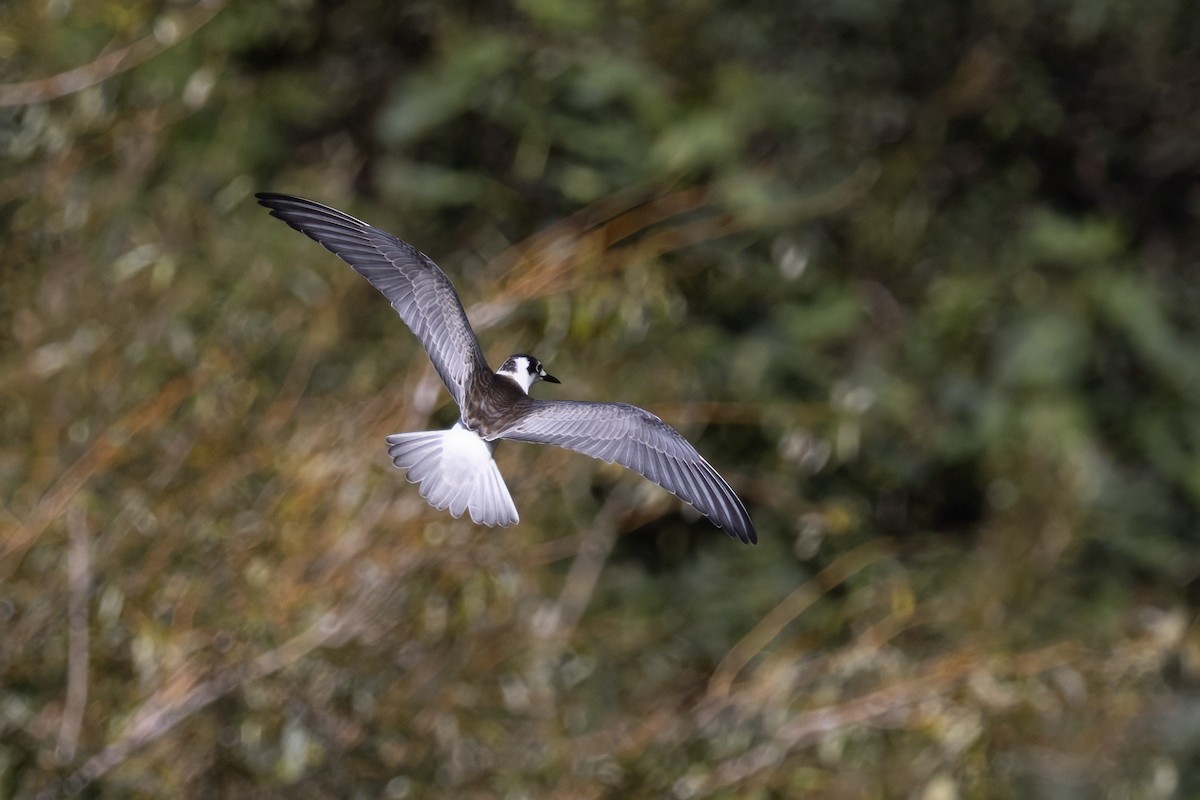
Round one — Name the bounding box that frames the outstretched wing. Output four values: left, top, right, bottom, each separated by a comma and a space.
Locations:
496, 400, 756, 543
257, 193, 487, 408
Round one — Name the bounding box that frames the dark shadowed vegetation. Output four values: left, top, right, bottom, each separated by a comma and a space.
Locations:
3, 0, 1200, 797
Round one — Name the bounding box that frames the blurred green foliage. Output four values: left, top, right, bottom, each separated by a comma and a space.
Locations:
3, 0, 1200, 797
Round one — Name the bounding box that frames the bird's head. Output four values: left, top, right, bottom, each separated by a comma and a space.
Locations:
497, 354, 560, 394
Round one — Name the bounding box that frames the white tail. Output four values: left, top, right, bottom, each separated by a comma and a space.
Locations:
385, 423, 519, 527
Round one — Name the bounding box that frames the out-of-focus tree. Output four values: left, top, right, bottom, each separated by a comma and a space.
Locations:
2, 0, 1199, 797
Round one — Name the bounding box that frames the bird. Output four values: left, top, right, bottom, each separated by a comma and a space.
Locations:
256, 193, 757, 544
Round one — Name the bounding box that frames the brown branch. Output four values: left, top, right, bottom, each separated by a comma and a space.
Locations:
55, 505, 91, 763
526, 490, 627, 720
0, 0, 228, 108
478, 164, 876, 325
258, 304, 337, 438
702, 641, 1087, 791
60, 580, 391, 794
1, 376, 192, 580
706, 540, 893, 699
541, 490, 627, 643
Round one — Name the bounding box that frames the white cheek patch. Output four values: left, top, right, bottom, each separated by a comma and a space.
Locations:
497, 357, 537, 394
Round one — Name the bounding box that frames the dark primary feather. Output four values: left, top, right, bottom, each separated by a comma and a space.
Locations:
496, 399, 757, 543
256, 193, 488, 406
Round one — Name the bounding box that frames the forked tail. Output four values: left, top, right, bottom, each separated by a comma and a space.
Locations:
385, 423, 519, 527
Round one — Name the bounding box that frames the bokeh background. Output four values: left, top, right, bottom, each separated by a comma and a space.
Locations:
3, 0, 1200, 797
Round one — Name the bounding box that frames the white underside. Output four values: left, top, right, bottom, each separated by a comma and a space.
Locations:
385, 422, 519, 527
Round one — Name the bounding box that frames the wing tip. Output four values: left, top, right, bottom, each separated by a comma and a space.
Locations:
729, 521, 758, 545
708, 505, 756, 544
726, 500, 757, 544
254, 191, 299, 213
256, 192, 364, 228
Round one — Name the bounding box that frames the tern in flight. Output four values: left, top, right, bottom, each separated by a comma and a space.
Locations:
257, 193, 756, 543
